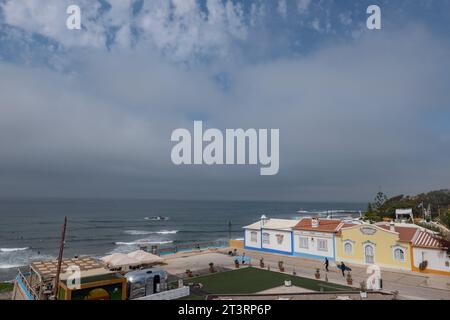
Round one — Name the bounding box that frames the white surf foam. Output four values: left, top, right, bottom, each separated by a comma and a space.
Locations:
123, 230, 178, 235
0, 247, 29, 253
0, 249, 54, 270
115, 240, 173, 246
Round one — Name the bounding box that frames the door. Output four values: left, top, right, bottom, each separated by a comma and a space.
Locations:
153, 275, 161, 293
145, 277, 154, 296
365, 245, 375, 264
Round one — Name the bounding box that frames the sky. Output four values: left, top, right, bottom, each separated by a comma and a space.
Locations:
0, 0, 449, 202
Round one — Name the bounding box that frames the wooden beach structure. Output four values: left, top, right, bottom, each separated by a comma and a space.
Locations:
12, 256, 126, 300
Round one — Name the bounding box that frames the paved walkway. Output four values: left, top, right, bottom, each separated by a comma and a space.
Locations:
158, 247, 450, 299
222, 248, 450, 300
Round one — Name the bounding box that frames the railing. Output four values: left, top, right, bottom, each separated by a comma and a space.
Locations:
135, 286, 190, 300
15, 269, 39, 300
147, 240, 229, 256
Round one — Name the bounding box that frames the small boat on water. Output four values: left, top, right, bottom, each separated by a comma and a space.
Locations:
145, 216, 169, 221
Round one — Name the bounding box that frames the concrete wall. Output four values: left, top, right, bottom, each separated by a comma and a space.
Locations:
412, 247, 450, 275
136, 286, 190, 300
293, 231, 335, 260
229, 239, 244, 249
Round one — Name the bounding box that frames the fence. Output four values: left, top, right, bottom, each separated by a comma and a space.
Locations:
146, 240, 229, 256
135, 286, 190, 300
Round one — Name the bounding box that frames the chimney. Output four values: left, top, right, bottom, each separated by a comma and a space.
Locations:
261, 215, 268, 227
311, 218, 319, 228
390, 221, 395, 232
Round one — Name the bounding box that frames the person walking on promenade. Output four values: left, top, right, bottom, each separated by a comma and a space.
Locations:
340, 262, 347, 277
324, 257, 329, 272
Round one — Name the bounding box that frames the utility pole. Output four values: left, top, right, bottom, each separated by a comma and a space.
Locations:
53, 216, 67, 299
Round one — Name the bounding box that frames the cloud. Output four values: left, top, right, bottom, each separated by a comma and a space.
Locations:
0, 0, 251, 62
277, 0, 287, 18
0, 22, 449, 201
297, 0, 311, 14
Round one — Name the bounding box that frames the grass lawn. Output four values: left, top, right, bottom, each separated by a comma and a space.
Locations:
0, 283, 13, 293
185, 267, 351, 296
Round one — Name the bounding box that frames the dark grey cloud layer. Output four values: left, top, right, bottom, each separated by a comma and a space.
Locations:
0, 23, 449, 201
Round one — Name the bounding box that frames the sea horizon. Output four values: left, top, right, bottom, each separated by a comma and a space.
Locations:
0, 198, 365, 281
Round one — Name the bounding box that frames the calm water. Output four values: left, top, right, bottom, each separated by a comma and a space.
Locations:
0, 199, 364, 281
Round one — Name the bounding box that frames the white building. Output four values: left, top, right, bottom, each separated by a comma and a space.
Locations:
292, 218, 346, 261
412, 230, 450, 275
243, 216, 299, 255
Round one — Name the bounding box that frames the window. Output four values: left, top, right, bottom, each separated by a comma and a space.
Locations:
262, 232, 270, 244
299, 236, 308, 249
250, 231, 257, 242
394, 248, 405, 261
275, 234, 284, 245
317, 239, 328, 252
344, 243, 353, 255
365, 245, 375, 264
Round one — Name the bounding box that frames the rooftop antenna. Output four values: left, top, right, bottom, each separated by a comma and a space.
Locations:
53, 216, 67, 299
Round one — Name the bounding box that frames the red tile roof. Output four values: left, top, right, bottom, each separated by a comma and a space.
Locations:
294, 218, 343, 233
413, 231, 443, 249
377, 224, 418, 242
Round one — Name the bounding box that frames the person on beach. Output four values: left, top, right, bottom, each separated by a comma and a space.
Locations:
324, 257, 329, 272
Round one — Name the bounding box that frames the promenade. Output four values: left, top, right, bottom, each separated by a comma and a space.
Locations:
160, 247, 450, 300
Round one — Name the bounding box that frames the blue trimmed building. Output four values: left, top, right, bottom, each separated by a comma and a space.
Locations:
243, 216, 299, 255
244, 216, 349, 261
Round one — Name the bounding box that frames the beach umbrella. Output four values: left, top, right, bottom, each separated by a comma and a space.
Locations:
101, 253, 139, 267
127, 250, 163, 264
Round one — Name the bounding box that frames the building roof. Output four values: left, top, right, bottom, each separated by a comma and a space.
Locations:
413, 231, 443, 249
31, 256, 105, 280
376, 224, 419, 242
294, 218, 344, 233
243, 219, 299, 231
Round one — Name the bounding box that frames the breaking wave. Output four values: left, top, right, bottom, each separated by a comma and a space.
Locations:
0, 248, 54, 270
123, 230, 178, 235
114, 240, 173, 246
0, 247, 29, 253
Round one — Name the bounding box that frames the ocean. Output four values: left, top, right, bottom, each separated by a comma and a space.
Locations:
0, 199, 365, 281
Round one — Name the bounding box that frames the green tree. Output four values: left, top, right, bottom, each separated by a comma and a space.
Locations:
373, 191, 388, 215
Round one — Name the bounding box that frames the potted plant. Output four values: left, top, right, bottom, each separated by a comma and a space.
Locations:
209, 262, 215, 273
346, 272, 353, 285
278, 261, 285, 272
315, 268, 321, 279
185, 269, 193, 278
360, 281, 367, 292
234, 259, 240, 268
259, 257, 265, 268
419, 260, 428, 271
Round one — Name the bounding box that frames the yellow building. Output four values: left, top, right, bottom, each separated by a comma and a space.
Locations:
336, 222, 419, 271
